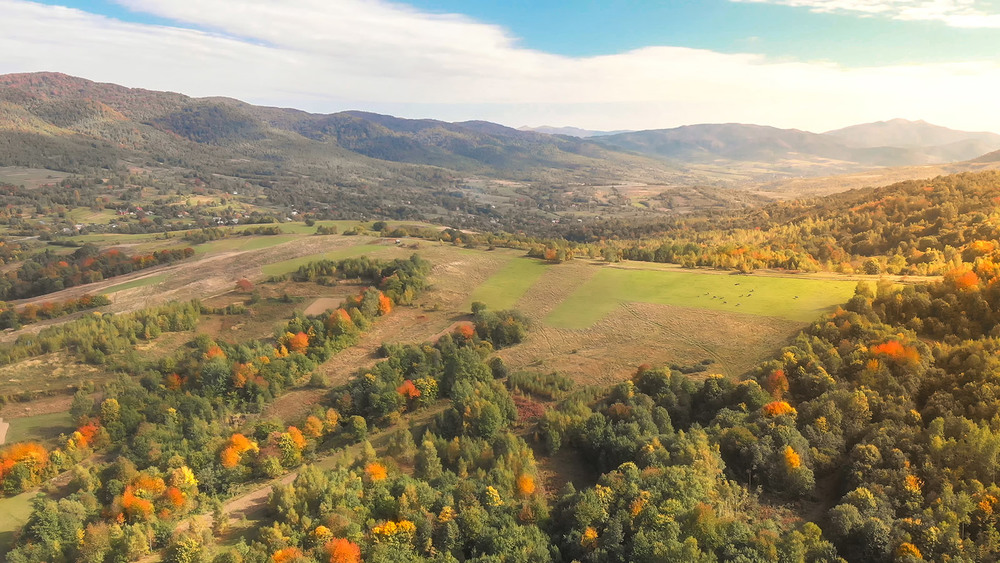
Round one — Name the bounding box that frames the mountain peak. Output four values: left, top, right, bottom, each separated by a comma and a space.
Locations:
823, 118, 1000, 150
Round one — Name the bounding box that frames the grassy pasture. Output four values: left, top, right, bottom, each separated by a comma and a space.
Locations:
192, 234, 299, 256
101, 273, 169, 294
0, 490, 38, 553
240, 235, 298, 251
0, 354, 109, 401
64, 207, 119, 225
546, 265, 858, 329
467, 257, 551, 310
4, 411, 74, 445
64, 232, 159, 245
0, 166, 69, 188
261, 244, 386, 277
233, 220, 437, 236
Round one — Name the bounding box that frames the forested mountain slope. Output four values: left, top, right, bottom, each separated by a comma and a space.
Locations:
592, 120, 1000, 168
578, 170, 1000, 275
0, 72, 682, 183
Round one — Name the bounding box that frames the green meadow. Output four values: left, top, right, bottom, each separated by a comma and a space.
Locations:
0, 491, 39, 553
4, 411, 75, 445
546, 266, 858, 329
467, 258, 551, 310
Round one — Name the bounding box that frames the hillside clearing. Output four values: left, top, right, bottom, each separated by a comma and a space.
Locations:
3, 411, 74, 445
546, 265, 858, 329
466, 256, 552, 310
260, 243, 387, 276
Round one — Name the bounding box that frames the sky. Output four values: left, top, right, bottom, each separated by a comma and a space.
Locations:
1, 0, 1000, 132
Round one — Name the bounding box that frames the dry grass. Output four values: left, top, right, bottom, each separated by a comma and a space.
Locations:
498, 301, 802, 385
313, 245, 516, 386
0, 354, 109, 399
756, 160, 1000, 200
303, 297, 344, 316
264, 388, 326, 424
0, 394, 75, 418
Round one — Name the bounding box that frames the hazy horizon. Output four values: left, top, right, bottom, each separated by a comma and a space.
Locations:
2, 1, 1000, 132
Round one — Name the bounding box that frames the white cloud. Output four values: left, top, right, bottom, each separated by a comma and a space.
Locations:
732, 0, 1000, 28
0, 0, 999, 132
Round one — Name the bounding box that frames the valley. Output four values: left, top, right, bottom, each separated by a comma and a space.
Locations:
2, 71, 1000, 563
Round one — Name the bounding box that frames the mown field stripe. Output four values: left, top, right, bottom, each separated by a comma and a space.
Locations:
100, 273, 169, 294
545, 266, 858, 329
467, 257, 552, 310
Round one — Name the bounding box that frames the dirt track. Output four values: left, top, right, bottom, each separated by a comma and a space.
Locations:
0, 236, 389, 345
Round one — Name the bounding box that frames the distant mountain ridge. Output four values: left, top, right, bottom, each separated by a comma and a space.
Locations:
518, 125, 632, 138
590, 120, 1000, 167
823, 118, 1000, 149
0, 71, 687, 183
1, 72, 999, 188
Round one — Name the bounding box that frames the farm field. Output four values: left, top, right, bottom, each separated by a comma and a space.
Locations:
466, 256, 552, 309
0, 354, 110, 400
190, 235, 296, 256
546, 265, 859, 329
100, 273, 169, 294
0, 232, 876, 398
0, 490, 36, 553
260, 243, 387, 276
3, 411, 74, 445
64, 207, 120, 225
0, 166, 69, 188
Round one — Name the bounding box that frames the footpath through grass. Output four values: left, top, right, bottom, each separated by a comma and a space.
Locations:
467, 257, 551, 310
546, 266, 858, 329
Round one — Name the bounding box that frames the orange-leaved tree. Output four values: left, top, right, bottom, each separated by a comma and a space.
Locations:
220, 433, 258, 468
517, 474, 536, 497
378, 292, 393, 316
871, 340, 920, 365
0, 442, 49, 492
325, 538, 362, 563
365, 462, 388, 482
397, 380, 421, 400
762, 401, 796, 417
454, 323, 476, 340
783, 446, 801, 469
272, 547, 304, 563
304, 415, 325, 438
285, 331, 310, 354
765, 369, 788, 400
287, 426, 307, 450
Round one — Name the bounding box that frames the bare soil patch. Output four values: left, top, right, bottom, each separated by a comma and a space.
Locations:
303, 297, 343, 316
0, 394, 74, 418
264, 388, 326, 424
535, 445, 600, 495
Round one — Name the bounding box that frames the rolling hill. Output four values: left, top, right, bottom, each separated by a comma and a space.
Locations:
517, 125, 631, 137
0, 72, 685, 184
591, 120, 1000, 168
3, 71, 1000, 231
824, 118, 1000, 150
